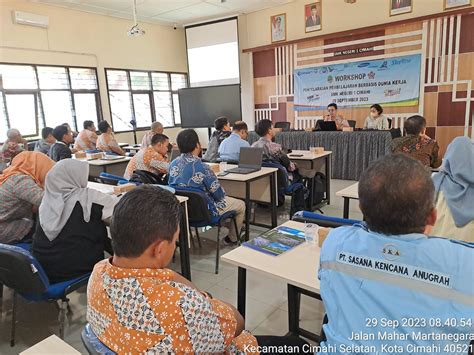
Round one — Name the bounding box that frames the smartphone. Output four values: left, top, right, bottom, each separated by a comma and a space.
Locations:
217, 171, 230, 177
289, 154, 304, 157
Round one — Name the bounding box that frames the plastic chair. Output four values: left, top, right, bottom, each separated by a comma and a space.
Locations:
292, 211, 361, 228
274, 122, 291, 131
173, 187, 239, 274
0, 244, 90, 346
96, 172, 129, 186
81, 323, 115, 355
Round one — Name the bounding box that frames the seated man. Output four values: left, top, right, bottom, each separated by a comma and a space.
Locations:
74, 120, 98, 151
141, 121, 164, 147
218, 121, 250, 162
124, 133, 170, 180
324, 103, 349, 130
34, 127, 55, 155
49, 125, 73, 161
1, 128, 28, 160
86, 185, 258, 353
202, 116, 231, 162
169, 129, 245, 244
319, 154, 473, 354
392, 115, 441, 169
96, 121, 125, 156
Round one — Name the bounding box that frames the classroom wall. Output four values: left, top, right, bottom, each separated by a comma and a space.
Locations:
0, 0, 215, 145
242, 0, 473, 49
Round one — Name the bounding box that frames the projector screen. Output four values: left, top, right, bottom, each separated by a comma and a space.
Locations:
178, 84, 241, 128
186, 18, 240, 87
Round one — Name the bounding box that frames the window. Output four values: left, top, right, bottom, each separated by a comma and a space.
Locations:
0, 63, 101, 141
105, 69, 187, 131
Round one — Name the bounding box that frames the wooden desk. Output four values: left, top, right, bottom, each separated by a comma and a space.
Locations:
78, 156, 131, 178
87, 182, 192, 280
335, 182, 359, 218
20, 335, 80, 354
221, 220, 323, 341
210, 164, 279, 241
288, 150, 332, 210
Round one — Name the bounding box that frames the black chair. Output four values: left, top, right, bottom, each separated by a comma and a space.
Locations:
0, 244, 90, 346
347, 120, 356, 128
129, 169, 168, 185
174, 187, 239, 274
274, 122, 291, 131
27, 141, 37, 151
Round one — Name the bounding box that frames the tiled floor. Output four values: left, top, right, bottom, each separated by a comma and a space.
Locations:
0, 179, 362, 354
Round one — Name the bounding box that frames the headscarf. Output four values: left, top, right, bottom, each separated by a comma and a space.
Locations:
39, 159, 118, 241
432, 136, 474, 227
0, 151, 54, 188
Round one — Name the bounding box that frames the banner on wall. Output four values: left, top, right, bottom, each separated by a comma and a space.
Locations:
293, 54, 421, 111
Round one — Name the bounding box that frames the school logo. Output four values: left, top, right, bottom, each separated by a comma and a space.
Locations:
327, 75, 333, 83
382, 244, 401, 261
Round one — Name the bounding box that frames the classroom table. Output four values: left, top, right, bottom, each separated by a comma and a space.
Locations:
78, 156, 131, 178
288, 150, 332, 210
20, 335, 80, 354
210, 164, 279, 241
335, 182, 359, 219
221, 220, 324, 341
123, 144, 142, 152
87, 182, 192, 280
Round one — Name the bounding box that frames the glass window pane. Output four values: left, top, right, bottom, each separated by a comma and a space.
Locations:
74, 93, 98, 127
0, 96, 8, 142
153, 92, 173, 127
106, 70, 129, 90
132, 94, 152, 128
70, 68, 98, 90
41, 91, 74, 128
0, 65, 37, 89
109, 92, 133, 132
130, 71, 150, 90
172, 93, 181, 125
152, 72, 170, 91
171, 73, 187, 91
37, 66, 69, 89
5, 94, 37, 136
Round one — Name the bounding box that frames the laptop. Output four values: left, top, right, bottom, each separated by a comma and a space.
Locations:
315, 120, 337, 131
169, 148, 180, 162
227, 147, 263, 174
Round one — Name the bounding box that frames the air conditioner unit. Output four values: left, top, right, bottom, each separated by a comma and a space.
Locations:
12, 11, 49, 28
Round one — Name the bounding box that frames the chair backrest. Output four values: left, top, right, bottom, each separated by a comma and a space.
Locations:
294, 116, 322, 130
173, 187, 213, 225
292, 211, 361, 228
27, 141, 37, 151
0, 244, 49, 295
81, 324, 115, 355
130, 170, 168, 185
98, 172, 128, 186
274, 121, 291, 131
347, 120, 356, 128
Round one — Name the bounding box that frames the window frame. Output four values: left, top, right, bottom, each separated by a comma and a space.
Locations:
0, 62, 103, 139
105, 67, 188, 133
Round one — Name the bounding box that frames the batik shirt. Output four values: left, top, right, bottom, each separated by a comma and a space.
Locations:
124, 146, 169, 180
252, 137, 296, 171
141, 131, 155, 148
168, 153, 226, 216
392, 134, 442, 168
97, 133, 121, 154
0, 174, 43, 244
74, 129, 98, 151
87, 259, 258, 354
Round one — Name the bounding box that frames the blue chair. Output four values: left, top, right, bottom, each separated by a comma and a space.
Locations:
96, 172, 129, 186
292, 211, 361, 228
0, 244, 90, 346
173, 186, 239, 274
262, 161, 307, 217
81, 323, 115, 355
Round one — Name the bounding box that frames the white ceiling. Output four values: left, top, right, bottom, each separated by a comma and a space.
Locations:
31, 0, 295, 27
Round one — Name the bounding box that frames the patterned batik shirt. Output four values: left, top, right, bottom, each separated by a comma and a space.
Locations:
97, 133, 121, 153
124, 146, 169, 180
0, 174, 43, 244
252, 137, 296, 171
168, 153, 226, 216
87, 259, 258, 354
392, 134, 442, 168
74, 129, 98, 151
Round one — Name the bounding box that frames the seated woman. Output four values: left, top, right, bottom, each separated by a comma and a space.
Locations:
431, 136, 473, 242
33, 159, 118, 283
364, 104, 389, 130
0, 151, 55, 244
1, 128, 28, 160
96, 121, 125, 156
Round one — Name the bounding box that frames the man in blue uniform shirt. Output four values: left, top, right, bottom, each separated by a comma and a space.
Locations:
319, 154, 473, 355
218, 121, 250, 162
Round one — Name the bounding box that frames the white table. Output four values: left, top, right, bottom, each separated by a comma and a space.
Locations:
288, 150, 332, 210
77, 156, 131, 178
209, 164, 279, 241
123, 144, 142, 152
87, 182, 192, 280
20, 335, 80, 354
221, 220, 323, 341
335, 182, 359, 218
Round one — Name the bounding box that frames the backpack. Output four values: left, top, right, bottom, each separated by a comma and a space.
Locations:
129, 170, 168, 185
